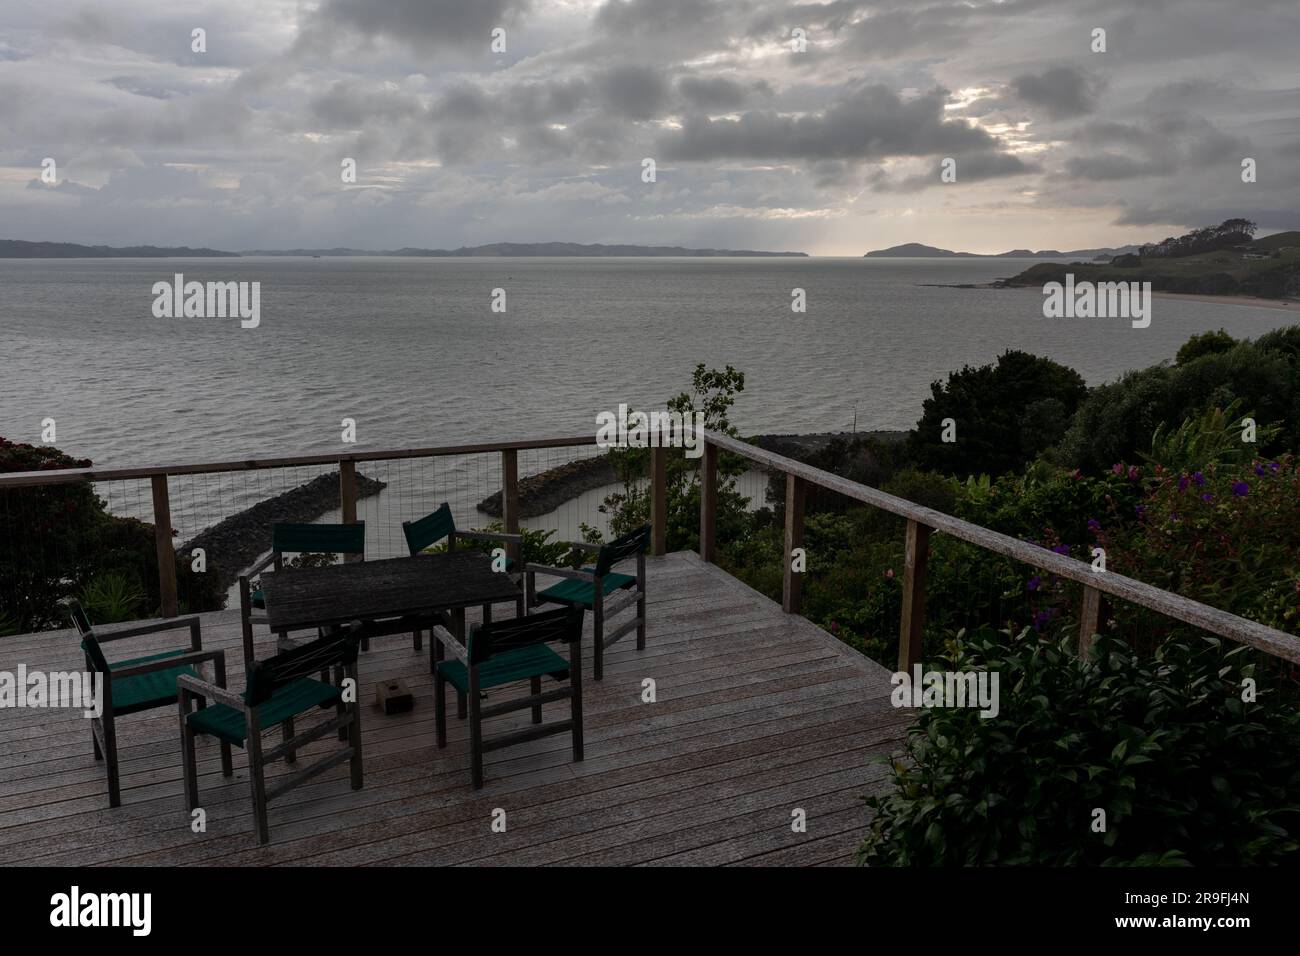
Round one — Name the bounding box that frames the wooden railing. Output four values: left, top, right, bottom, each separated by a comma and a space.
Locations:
698, 430, 1300, 669
0, 436, 601, 619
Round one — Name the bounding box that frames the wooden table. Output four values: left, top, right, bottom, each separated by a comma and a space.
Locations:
261, 552, 523, 669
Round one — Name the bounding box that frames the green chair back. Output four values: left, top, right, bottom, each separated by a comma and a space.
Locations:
70, 601, 110, 673
467, 607, 584, 666
272, 522, 365, 557
246, 626, 362, 706
402, 504, 456, 555
594, 523, 651, 577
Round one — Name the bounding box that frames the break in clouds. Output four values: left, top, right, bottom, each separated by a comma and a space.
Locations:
0, 0, 1296, 254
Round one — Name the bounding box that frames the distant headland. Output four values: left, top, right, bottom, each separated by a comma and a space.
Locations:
0, 239, 807, 259
864, 241, 1140, 260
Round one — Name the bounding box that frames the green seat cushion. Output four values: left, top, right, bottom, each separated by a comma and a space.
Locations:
437, 644, 569, 695
536, 568, 634, 607
251, 588, 265, 609
110, 661, 201, 716
186, 678, 342, 747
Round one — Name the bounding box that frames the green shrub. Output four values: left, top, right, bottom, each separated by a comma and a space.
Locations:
859, 628, 1300, 866
78, 571, 147, 624
1176, 328, 1236, 365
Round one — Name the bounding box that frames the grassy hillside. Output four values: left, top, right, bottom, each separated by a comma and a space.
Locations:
1000, 231, 1300, 298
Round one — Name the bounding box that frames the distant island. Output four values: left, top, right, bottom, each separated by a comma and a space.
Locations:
0, 239, 806, 259
864, 242, 1140, 260
0, 240, 237, 258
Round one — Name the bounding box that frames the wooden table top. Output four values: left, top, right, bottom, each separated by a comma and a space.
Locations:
261, 552, 521, 632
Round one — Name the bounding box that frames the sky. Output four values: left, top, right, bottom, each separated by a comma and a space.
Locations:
0, 0, 1297, 256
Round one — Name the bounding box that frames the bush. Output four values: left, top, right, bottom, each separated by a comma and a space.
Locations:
1175, 328, 1236, 365
908, 351, 1087, 479
859, 627, 1300, 865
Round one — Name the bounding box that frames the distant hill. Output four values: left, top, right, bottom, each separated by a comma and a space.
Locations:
243, 241, 807, 257
0, 240, 237, 258
864, 242, 1142, 259
998, 231, 1300, 299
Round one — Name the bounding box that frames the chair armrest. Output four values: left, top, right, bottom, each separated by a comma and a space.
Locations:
564, 541, 602, 554
247, 551, 277, 576
112, 648, 227, 680
95, 615, 203, 645
177, 672, 245, 709
525, 563, 596, 582
431, 624, 469, 665
457, 530, 525, 545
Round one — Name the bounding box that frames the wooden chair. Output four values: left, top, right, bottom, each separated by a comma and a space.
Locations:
526, 524, 650, 680
70, 601, 229, 808
177, 624, 364, 845
239, 521, 374, 662
402, 502, 526, 633
434, 606, 584, 789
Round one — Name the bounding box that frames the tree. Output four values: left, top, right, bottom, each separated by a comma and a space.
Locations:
907, 351, 1088, 478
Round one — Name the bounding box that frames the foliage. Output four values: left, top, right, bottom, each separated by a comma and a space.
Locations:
1175, 328, 1237, 365
859, 628, 1300, 866
1051, 341, 1298, 473
78, 571, 147, 624
1140, 218, 1257, 259
596, 364, 752, 550
1141, 399, 1280, 473
908, 350, 1088, 478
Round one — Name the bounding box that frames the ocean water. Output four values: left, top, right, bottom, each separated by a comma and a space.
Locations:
2, 256, 1296, 546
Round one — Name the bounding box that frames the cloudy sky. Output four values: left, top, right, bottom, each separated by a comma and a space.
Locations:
1, 0, 1297, 255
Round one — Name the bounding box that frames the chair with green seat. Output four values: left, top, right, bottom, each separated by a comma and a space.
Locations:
526, 523, 650, 681
177, 623, 364, 845
238, 521, 374, 663
434, 606, 584, 789
70, 601, 230, 809
402, 502, 526, 628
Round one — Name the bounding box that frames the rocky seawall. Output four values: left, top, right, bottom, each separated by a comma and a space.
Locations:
180, 471, 385, 598
477, 455, 618, 519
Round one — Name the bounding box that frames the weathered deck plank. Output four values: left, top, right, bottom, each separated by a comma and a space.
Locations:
0, 552, 904, 866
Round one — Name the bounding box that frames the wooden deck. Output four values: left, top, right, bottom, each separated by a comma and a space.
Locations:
0, 552, 906, 867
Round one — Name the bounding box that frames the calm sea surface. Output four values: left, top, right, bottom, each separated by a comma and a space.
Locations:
3, 256, 1295, 547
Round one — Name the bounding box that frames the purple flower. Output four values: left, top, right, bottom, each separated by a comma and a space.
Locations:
1127, 465, 1141, 481
1051, 544, 1070, 555
1178, 474, 1190, 492
1201, 492, 1215, 503
1032, 609, 1053, 632
1254, 462, 1266, 477
1232, 481, 1249, 497
1134, 504, 1146, 518
1111, 463, 1124, 476
1027, 576, 1041, 592
1193, 471, 1205, 487
1087, 518, 1101, 533
1269, 461, 1280, 473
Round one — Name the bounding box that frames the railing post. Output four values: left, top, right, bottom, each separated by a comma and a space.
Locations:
650, 446, 667, 556
151, 474, 178, 617
501, 449, 520, 565
897, 519, 931, 672
699, 440, 716, 562
1079, 585, 1102, 660
339, 460, 358, 563
782, 474, 806, 614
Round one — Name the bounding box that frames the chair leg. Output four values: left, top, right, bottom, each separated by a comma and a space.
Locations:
592, 600, 605, 682
482, 602, 492, 626
469, 668, 484, 789
636, 591, 647, 651
178, 695, 200, 811
220, 741, 233, 777
281, 717, 296, 763
247, 726, 270, 845
530, 676, 542, 724
434, 671, 448, 749
570, 639, 584, 763
102, 715, 121, 808
92, 722, 102, 761
347, 672, 364, 791
413, 628, 422, 651
457, 691, 467, 720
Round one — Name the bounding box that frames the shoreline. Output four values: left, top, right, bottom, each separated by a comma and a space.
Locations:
943, 282, 1300, 312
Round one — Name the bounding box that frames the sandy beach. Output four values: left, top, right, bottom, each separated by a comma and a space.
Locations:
1152, 291, 1300, 312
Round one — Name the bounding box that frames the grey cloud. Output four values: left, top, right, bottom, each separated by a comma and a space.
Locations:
312, 0, 532, 47
1010, 66, 1103, 119
599, 65, 671, 120
678, 76, 769, 110
660, 86, 1009, 162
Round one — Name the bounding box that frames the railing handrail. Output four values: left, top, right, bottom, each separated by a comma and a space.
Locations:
0, 434, 599, 487
703, 429, 1300, 666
